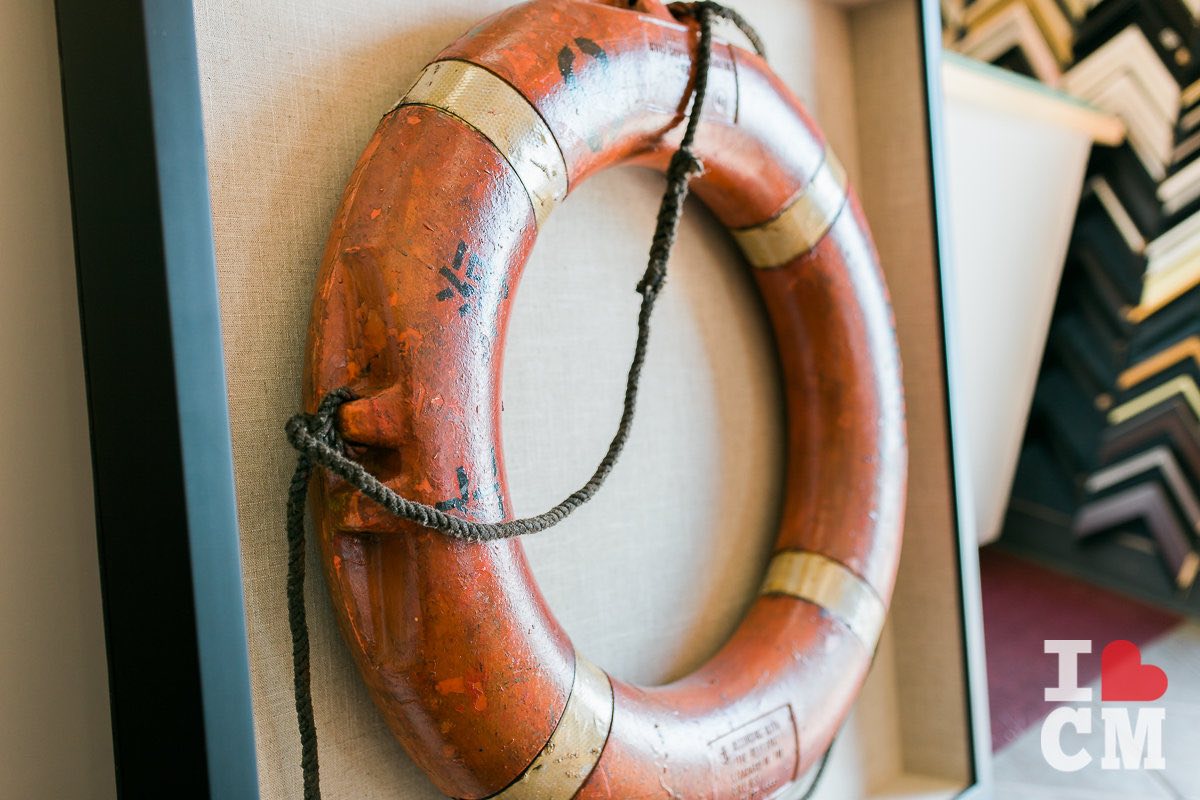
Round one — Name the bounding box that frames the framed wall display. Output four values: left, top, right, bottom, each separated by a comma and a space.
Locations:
55, 0, 991, 798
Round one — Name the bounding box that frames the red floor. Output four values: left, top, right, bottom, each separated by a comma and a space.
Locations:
979, 548, 1181, 751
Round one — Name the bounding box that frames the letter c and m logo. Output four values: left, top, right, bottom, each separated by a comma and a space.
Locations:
1040, 640, 1169, 772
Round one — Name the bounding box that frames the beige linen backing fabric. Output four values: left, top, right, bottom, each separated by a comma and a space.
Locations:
193, 1, 961, 797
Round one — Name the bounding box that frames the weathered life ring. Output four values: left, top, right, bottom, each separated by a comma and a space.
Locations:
303, 0, 906, 797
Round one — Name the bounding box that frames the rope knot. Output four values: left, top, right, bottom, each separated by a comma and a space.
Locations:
671, 146, 705, 181
286, 387, 355, 454
636, 264, 668, 297
636, 146, 704, 299
636, 278, 661, 297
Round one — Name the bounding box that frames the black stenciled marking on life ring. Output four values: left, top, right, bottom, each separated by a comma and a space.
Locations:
433, 456, 505, 517
557, 45, 577, 87
557, 37, 608, 88
557, 37, 611, 152
435, 240, 478, 317
574, 37, 608, 67
435, 240, 509, 318
434, 466, 471, 512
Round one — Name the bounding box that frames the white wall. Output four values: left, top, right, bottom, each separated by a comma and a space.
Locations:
0, 1, 116, 797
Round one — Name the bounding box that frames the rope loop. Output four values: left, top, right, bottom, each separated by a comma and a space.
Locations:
669, 0, 767, 58
285, 387, 353, 455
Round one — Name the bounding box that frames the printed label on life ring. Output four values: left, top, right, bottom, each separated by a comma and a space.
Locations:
708, 705, 799, 799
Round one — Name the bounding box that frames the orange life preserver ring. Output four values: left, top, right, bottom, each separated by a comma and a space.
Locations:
303, 1, 906, 797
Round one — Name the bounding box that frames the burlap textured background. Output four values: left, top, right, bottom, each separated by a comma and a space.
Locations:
194, 0, 969, 797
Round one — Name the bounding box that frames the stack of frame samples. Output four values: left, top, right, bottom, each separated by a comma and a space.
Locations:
949, 0, 1200, 612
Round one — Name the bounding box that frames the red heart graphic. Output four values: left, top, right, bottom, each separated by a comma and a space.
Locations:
1101, 640, 1168, 702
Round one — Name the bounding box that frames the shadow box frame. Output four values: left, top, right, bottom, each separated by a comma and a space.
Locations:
53, 0, 992, 797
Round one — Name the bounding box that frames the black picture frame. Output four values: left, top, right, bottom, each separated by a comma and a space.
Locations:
53, 1, 987, 798
54, 0, 258, 797
918, 2, 994, 794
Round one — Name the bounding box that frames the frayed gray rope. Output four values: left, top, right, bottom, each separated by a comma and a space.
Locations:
284, 391, 342, 800
284, 5, 799, 799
